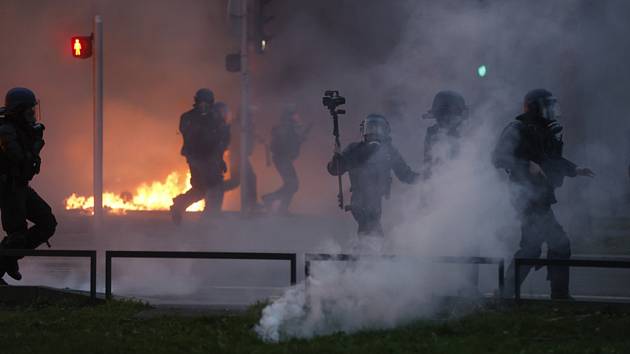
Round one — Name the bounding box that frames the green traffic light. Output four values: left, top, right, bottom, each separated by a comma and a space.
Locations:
477, 65, 487, 78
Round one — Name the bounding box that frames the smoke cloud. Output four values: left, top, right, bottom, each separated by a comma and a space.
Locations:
2, 0, 630, 341
255, 0, 630, 341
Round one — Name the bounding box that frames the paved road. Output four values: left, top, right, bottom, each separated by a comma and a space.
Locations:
4, 212, 630, 305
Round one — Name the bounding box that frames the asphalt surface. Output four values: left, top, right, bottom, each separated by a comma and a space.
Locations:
3, 211, 630, 305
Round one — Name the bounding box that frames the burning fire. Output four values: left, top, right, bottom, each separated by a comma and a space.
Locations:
66, 152, 233, 214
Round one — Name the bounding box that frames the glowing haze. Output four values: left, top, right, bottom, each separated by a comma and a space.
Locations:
64, 151, 234, 214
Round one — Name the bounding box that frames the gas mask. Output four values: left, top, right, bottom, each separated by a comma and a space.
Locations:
360, 115, 391, 143
436, 112, 466, 129
536, 96, 559, 122
197, 101, 212, 116
24, 106, 38, 125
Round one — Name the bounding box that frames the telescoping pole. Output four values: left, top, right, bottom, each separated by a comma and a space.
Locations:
93, 15, 104, 228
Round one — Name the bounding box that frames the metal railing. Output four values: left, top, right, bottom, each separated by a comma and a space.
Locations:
105, 251, 297, 299
514, 257, 630, 301
0, 249, 97, 299
305, 253, 505, 296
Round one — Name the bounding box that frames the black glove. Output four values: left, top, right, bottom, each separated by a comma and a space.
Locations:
547, 120, 563, 136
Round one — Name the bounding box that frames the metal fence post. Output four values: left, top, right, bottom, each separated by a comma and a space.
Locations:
305, 260, 311, 279
290, 254, 297, 285
105, 251, 112, 299
514, 259, 520, 303
498, 259, 505, 299
90, 251, 97, 300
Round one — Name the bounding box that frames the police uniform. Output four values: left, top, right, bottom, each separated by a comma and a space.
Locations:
327, 114, 419, 236
422, 90, 467, 178
493, 89, 586, 299
171, 89, 230, 222
262, 114, 308, 213
0, 88, 57, 283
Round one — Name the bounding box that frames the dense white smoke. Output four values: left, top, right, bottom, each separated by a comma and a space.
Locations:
2, 0, 629, 337
256, 0, 630, 340
256, 109, 516, 341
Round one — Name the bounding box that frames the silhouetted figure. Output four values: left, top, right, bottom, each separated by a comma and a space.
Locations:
328, 114, 419, 236
422, 90, 468, 179
493, 89, 595, 299
262, 107, 311, 214
171, 89, 230, 223
0, 88, 57, 284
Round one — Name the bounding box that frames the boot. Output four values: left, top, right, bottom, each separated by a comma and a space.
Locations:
0, 257, 21, 281
170, 204, 182, 225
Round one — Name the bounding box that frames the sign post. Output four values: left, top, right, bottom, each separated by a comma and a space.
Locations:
93, 15, 104, 228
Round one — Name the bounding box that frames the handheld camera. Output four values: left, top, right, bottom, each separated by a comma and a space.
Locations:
322, 90, 346, 115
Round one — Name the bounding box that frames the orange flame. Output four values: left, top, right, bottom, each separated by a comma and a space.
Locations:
65, 171, 204, 214
66, 152, 232, 214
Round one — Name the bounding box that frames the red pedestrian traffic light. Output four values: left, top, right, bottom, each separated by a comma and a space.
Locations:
71, 36, 92, 59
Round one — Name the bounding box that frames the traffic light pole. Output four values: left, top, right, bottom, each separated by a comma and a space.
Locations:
93, 15, 104, 228
239, 0, 251, 215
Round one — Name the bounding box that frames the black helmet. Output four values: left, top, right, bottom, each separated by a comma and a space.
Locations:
5, 87, 37, 113
426, 90, 467, 119
360, 114, 391, 142
524, 88, 558, 121
194, 88, 215, 104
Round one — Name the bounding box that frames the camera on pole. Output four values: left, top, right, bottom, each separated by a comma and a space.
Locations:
322, 90, 347, 210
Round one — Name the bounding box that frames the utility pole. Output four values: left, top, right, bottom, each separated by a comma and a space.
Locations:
93, 15, 104, 227
239, 0, 251, 215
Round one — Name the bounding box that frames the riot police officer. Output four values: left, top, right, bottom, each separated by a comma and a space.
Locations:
0, 87, 57, 284
422, 90, 468, 178
327, 114, 419, 236
171, 88, 230, 223
493, 89, 595, 299
262, 106, 311, 214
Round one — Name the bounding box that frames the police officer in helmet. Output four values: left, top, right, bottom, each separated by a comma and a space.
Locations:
493, 88, 594, 299
423, 90, 468, 178
328, 114, 419, 236
171, 88, 230, 223
262, 105, 311, 214
0, 87, 57, 285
